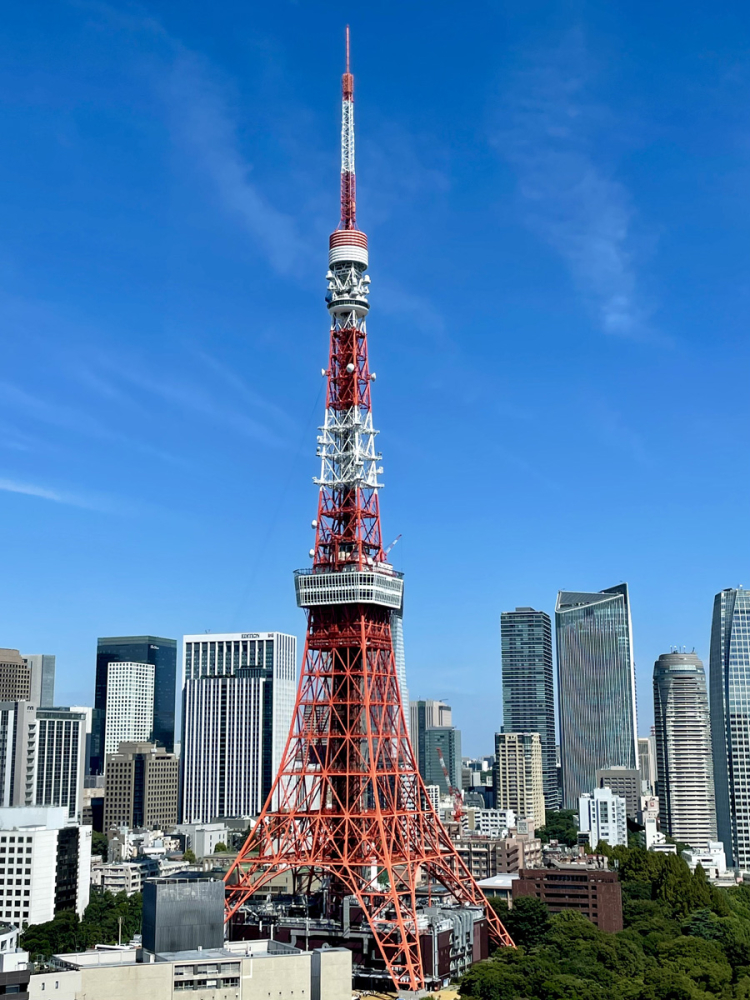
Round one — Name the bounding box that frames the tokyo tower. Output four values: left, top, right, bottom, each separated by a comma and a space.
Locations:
225, 29, 513, 992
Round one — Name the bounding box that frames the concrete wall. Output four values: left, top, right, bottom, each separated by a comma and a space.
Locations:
28, 970, 80, 999
243, 952, 311, 1000
312, 948, 352, 1000
82, 962, 171, 1000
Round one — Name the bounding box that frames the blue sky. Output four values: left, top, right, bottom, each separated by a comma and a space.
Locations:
2, 1, 750, 755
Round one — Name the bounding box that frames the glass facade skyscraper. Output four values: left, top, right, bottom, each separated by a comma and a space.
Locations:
91, 636, 177, 774
501, 607, 556, 809
710, 588, 750, 869
555, 584, 638, 808
653, 652, 716, 849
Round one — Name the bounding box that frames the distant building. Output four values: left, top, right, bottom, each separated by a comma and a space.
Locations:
455, 834, 542, 879
0, 806, 91, 925
22, 654, 55, 707
0, 651, 30, 703
501, 607, 557, 808
710, 588, 750, 869
103, 662, 155, 758
391, 609, 409, 736
513, 865, 623, 932
104, 743, 179, 832
174, 823, 229, 857
92, 636, 177, 774
423, 727, 462, 796
595, 767, 641, 819
494, 733, 545, 824
637, 735, 657, 794
555, 585, 638, 808
410, 700, 452, 780
681, 842, 727, 880
143, 878, 224, 954
181, 632, 296, 823
654, 651, 716, 849
578, 787, 628, 848
0, 924, 30, 997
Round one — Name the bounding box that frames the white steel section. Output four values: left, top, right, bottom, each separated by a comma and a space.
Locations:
341, 98, 355, 175
329, 242, 368, 267
295, 568, 404, 609
315, 405, 382, 489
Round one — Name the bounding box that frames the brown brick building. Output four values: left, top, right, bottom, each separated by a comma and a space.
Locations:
104, 742, 179, 832
512, 865, 623, 932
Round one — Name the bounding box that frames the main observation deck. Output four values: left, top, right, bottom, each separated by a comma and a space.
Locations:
295, 565, 403, 610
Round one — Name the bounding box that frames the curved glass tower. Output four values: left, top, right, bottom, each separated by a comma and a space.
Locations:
556, 584, 638, 808
710, 588, 750, 869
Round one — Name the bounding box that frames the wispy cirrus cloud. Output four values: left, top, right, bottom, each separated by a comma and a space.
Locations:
495, 29, 654, 339
0, 476, 118, 512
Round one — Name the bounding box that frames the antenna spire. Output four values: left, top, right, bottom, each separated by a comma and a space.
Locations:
340, 25, 356, 229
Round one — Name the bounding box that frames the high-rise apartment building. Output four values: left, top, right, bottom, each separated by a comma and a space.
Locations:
92, 636, 177, 774
0, 806, 91, 925
653, 652, 716, 849
710, 588, 750, 869
22, 654, 55, 707
0, 704, 86, 820
501, 607, 556, 809
391, 609, 409, 736
638, 735, 657, 794
494, 733, 545, 824
181, 632, 296, 823
104, 662, 155, 757
555, 585, 638, 808
0, 651, 30, 703
409, 699, 452, 780
423, 727, 462, 795
103, 743, 179, 832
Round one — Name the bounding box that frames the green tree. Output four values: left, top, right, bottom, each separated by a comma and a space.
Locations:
490, 896, 551, 950
91, 831, 109, 857
537, 810, 578, 847
183, 848, 197, 863
213, 842, 227, 853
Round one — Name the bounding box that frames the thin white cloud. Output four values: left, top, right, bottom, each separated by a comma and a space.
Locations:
496, 29, 653, 338
0, 477, 113, 511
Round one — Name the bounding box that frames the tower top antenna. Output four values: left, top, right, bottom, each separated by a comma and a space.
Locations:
346, 24, 350, 73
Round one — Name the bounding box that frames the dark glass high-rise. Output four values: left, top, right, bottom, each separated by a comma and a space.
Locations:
91, 635, 177, 774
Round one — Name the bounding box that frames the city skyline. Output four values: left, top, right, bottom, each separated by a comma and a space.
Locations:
3, 5, 750, 755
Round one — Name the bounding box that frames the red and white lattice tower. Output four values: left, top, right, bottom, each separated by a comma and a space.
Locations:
225, 29, 514, 992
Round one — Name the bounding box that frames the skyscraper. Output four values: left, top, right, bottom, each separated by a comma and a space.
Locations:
91, 636, 177, 774
181, 632, 296, 823
391, 609, 410, 737
555, 584, 638, 808
638, 735, 657, 794
423, 727, 462, 795
22, 654, 55, 707
710, 588, 750, 868
104, 662, 155, 757
104, 742, 179, 832
501, 607, 556, 809
409, 699, 452, 781
494, 732, 545, 824
653, 652, 716, 849
0, 651, 30, 703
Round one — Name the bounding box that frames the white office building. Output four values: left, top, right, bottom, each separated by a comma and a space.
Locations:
681, 842, 727, 879
181, 633, 296, 823
104, 662, 155, 757
0, 806, 91, 925
578, 787, 628, 848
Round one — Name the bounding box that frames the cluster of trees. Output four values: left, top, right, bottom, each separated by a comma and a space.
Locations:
21, 891, 142, 961
536, 810, 578, 847
460, 844, 750, 1000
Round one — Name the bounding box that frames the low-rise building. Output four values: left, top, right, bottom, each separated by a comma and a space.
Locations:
454, 833, 542, 879
682, 842, 727, 879
513, 865, 623, 932
173, 822, 229, 857
578, 787, 627, 848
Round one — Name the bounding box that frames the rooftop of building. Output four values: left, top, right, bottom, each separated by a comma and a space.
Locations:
53, 938, 326, 970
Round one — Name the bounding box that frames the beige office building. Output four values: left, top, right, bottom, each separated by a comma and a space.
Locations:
104, 743, 179, 832
494, 732, 545, 824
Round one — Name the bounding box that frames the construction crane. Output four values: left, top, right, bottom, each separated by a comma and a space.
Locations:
436, 746, 464, 822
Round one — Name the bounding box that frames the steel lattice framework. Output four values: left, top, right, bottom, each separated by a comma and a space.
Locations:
225, 29, 514, 992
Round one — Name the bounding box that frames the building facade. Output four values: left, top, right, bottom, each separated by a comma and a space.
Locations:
0, 806, 90, 925
181, 632, 297, 823
494, 733, 545, 824
638, 735, 657, 794
654, 652, 716, 850
409, 700, 452, 780
501, 607, 557, 809
92, 636, 177, 774
22, 654, 55, 708
0, 652, 30, 703
595, 767, 641, 819
103, 743, 179, 832
513, 865, 623, 932
103, 662, 155, 757
423, 727, 462, 796
710, 588, 750, 869
578, 787, 628, 848
390, 610, 409, 736
556, 585, 638, 808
